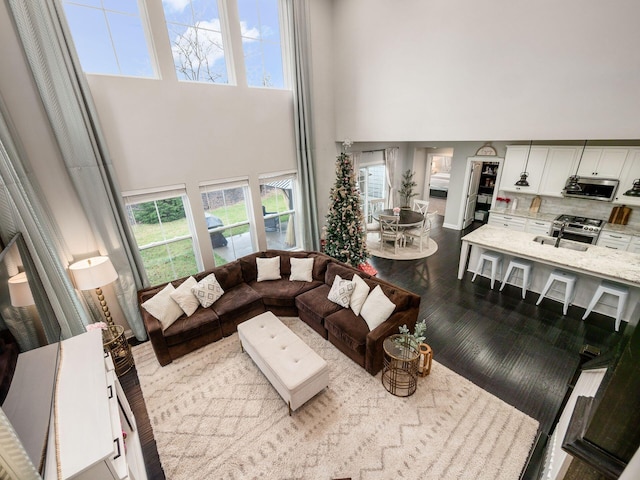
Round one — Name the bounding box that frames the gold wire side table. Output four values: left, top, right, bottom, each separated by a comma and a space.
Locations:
382, 334, 419, 397
102, 325, 134, 376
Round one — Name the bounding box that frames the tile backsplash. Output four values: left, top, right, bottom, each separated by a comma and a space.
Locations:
501, 193, 639, 228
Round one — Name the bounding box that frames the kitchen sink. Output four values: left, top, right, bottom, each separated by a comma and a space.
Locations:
532, 236, 589, 252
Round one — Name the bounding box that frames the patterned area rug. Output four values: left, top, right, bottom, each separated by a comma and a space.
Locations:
133, 318, 538, 480
367, 232, 438, 260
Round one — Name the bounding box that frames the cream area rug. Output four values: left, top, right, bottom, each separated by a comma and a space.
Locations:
133, 318, 538, 480
366, 232, 438, 260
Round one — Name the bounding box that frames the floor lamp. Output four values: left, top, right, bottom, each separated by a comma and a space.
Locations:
69, 256, 134, 376
69, 256, 119, 336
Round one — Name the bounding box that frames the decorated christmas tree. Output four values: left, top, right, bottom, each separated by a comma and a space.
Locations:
323, 142, 369, 266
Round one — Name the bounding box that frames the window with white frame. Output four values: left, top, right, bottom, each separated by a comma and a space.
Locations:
358, 157, 386, 223
237, 0, 286, 88
259, 172, 298, 250
61, 0, 155, 77
199, 179, 256, 265
161, 0, 233, 84
124, 187, 201, 286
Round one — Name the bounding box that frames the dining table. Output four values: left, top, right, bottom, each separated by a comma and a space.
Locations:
374, 209, 425, 228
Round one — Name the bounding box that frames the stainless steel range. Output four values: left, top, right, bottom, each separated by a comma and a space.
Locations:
551, 214, 603, 244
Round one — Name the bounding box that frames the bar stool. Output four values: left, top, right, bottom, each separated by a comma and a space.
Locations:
536, 269, 577, 315
500, 258, 533, 299
471, 251, 503, 289
582, 280, 629, 332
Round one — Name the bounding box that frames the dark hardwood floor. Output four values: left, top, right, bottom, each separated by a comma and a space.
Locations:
121, 216, 624, 480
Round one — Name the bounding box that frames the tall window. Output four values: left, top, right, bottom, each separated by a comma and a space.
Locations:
61, 0, 154, 77
259, 173, 298, 250
359, 163, 386, 222
124, 188, 200, 286
200, 180, 256, 265
237, 0, 285, 88
161, 0, 232, 83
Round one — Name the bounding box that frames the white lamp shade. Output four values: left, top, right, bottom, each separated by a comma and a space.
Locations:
8, 271, 35, 307
69, 256, 118, 290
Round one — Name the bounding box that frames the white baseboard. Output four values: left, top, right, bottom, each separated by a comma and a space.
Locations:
443, 222, 461, 230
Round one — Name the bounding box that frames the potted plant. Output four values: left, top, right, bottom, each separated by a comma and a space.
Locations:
399, 169, 418, 208
395, 319, 427, 351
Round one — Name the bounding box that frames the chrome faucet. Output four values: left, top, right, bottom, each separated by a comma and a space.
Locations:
555, 222, 567, 247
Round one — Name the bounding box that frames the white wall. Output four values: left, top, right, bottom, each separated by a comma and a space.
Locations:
331, 0, 640, 141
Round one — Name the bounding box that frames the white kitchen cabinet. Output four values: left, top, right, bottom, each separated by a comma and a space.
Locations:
538, 147, 579, 197
628, 236, 640, 254
577, 148, 628, 178
499, 145, 548, 194
597, 231, 632, 250
614, 148, 640, 206
44, 331, 147, 480
525, 219, 552, 236
488, 212, 527, 231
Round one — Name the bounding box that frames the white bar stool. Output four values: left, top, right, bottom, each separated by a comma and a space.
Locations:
582, 280, 629, 332
536, 269, 577, 315
500, 258, 534, 299
471, 251, 503, 289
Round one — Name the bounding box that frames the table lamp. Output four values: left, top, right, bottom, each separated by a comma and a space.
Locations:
8, 271, 35, 307
69, 256, 119, 335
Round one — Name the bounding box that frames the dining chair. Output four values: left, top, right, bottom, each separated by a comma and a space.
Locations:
412, 199, 429, 215
404, 211, 437, 252
378, 214, 403, 255
366, 198, 385, 240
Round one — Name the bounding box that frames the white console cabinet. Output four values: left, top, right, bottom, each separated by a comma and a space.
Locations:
44, 331, 147, 480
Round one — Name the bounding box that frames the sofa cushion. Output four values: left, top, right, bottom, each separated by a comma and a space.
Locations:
327, 274, 355, 308
325, 262, 358, 286
249, 277, 323, 308
309, 253, 332, 281
208, 261, 244, 290
290, 257, 314, 282
360, 285, 396, 331
163, 308, 221, 347
325, 309, 368, 355
349, 274, 370, 316
211, 283, 264, 336
191, 273, 225, 308
295, 284, 342, 326
364, 279, 410, 312
239, 252, 263, 283
169, 276, 200, 316
257, 256, 281, 282
141, 283, 184, 330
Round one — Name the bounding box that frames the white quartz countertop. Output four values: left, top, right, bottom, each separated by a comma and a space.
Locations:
461, 225, 640, 286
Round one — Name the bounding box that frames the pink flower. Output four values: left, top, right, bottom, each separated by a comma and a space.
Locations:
86, 321, 108, 332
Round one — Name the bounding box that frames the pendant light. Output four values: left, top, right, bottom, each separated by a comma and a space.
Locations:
623, 179, 640, 197
564, 140, 588, 193
515, 141, 532, 187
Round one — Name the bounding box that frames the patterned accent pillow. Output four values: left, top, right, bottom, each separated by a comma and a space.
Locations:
327, 274, 355, 308
191, 273, 225, 308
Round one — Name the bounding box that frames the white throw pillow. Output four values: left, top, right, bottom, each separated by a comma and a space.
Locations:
191, 273, 225, 308
290, 257, 314, 282
349, 274, 371, 316
141, 283, 184, 331
360, 285, 396, 331
169, 276, 200, 316
327, 274, 355, 308
256, 256, 281, 282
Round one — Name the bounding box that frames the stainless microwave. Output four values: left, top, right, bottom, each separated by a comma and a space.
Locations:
562, 177, 619, 201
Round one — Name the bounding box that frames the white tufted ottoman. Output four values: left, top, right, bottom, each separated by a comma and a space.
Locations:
237, 312, 329, 415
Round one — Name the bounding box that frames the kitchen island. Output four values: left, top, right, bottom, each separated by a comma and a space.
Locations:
459, 225, 640, 324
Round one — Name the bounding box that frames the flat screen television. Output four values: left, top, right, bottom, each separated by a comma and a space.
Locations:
0, 233, 61, 477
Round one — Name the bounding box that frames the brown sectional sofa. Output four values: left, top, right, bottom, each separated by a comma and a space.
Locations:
137, 250, 420, 375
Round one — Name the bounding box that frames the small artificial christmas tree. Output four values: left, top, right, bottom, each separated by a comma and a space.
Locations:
323, 141, 369, 266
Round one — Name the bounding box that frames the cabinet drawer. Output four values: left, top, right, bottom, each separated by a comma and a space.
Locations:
597, 232, 631, 250
525, 220, 551, 235
488, 213, 526, 231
